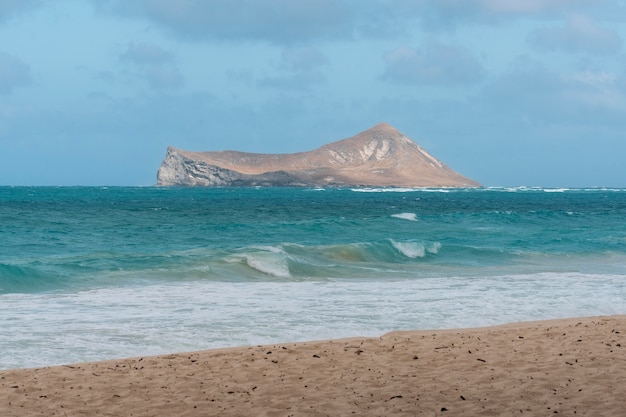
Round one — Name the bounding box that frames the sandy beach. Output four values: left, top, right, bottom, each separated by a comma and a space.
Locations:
1, 316, 624, 416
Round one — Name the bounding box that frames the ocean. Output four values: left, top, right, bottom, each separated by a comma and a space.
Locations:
1, 186, 625, 369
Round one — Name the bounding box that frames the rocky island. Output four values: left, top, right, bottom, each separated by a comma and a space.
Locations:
156, 123, 480, 188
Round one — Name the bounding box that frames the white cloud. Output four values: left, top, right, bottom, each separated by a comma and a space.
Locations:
0, 51, 31, 94
529, 15, 622, 54
382, 40, 485, 85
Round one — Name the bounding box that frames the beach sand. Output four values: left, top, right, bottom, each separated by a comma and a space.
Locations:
1, 316, 624, 416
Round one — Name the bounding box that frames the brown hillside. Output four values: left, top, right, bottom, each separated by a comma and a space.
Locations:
157, 123, 480, 187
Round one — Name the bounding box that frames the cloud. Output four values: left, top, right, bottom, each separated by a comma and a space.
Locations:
564, 69, 626, 113
90, 1, 619, 46
93, 0, 357, 44
484, 58, 626, 123
279, 47, 329, 71
393, 0, 608, 28
0, 51, 32, 94
476, 60, 626, 186
528, 15, 622, 55
137, 66, 184, 90
258, 46, 329, 90
382, 40, 485, 85
372, 56, 626, 187
257, 71, 325, 91
120, 42, 176, 66
0, 0, 44, 21
474, 0, 603, 16
118, 42, 183, 89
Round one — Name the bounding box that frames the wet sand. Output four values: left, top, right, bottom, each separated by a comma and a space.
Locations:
1, 316, 625, 416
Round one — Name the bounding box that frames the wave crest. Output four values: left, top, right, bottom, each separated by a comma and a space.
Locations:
389, 240, 441, 258
391, 212, 418, 222
231, 247, 291, 278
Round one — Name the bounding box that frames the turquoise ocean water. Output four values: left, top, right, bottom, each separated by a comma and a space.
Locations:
1, 186, 625, 369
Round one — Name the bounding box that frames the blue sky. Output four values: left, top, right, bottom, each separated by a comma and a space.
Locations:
1, 0, 625, 187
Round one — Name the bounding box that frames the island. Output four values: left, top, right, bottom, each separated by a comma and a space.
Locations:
156, 123, 481, 188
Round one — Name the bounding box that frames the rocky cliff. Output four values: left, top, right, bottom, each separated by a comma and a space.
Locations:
156, 123, 480, 188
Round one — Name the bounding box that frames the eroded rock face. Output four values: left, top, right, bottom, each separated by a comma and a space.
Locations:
156, 123, 481, 188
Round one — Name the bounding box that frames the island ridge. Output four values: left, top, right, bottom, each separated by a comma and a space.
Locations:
157, 123, 480, 187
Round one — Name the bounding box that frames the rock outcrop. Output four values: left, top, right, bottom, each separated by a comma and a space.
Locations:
156, 123, 481, 188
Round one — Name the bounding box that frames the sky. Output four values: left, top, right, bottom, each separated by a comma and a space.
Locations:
1, 0, 625, 187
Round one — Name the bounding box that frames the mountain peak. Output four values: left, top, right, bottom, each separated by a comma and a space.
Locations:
369, 122, 400, 133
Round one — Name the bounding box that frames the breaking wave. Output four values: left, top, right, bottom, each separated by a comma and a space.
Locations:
391, 212, 418, 221
0, 239, 447, 292
231, 246, 292, 278
389, 240, 441, 258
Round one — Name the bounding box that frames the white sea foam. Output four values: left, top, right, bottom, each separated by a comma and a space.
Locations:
391, 212, 418, 222
1, 272, 624, 370
252, 245, 286, 254
428, 242, 441, 254
391, 240, 425, 258
244, 252, 291, 278
352, 188, 420, 193
485, 186, 624, 193
491, 210, 514, 215
420, 188, 451, 193
228, 246, 292, 278
390, 240, 440, 258
590, 188, 626, 192
488, 186, 541, 192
